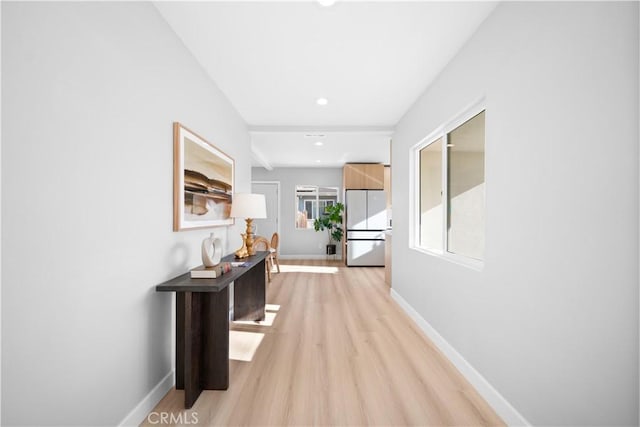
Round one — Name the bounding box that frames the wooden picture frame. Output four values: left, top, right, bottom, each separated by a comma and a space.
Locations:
173, 123, 234, 231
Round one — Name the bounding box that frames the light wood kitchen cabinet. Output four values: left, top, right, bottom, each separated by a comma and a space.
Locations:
384, 165, 391, 208
343, 163, 384, 190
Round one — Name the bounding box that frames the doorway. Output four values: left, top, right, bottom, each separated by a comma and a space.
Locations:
251, 181, 280, 240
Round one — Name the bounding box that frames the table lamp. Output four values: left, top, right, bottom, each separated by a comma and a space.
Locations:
230, 193, 267, 258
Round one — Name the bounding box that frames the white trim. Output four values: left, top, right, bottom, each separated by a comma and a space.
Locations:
410, 246, 484, 271
442, 132, 449, 252
390, 289, 530, 427
444, 98, 486, 135
118, 370, 174, 427
408, 136, 418, 248
278, 254, 340, 260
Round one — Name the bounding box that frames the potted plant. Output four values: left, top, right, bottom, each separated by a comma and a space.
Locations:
313, 202, 344, 255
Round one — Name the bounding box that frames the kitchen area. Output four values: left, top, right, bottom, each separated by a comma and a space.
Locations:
342, 163, 392, 286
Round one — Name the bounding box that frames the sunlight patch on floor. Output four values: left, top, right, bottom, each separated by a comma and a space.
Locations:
229, 330, 265, 362
279, 264, 339, 274
265, 304, 280, 312
233, 311, 277, 327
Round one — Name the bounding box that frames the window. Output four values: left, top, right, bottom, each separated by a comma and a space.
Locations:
420, 137, 444, 252
295, 185, 338, 229
412, 104, 485, 266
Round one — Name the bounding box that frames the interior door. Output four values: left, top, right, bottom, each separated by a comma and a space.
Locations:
251, 182, 279, 239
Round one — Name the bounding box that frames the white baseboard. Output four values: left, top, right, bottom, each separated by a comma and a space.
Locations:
118, 370, 174, 426
390, 289, 530, 427
278, 254, 342, 260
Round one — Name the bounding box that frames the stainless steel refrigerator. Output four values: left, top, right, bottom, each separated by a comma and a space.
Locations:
345, 190, 387, 266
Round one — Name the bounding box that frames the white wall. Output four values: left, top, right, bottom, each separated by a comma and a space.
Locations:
251, 167, 343, 257
393, 2, 638, 425
2, 2, 250, 425
0, 1, 3, 422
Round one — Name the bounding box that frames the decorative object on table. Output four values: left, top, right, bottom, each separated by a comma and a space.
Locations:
173, 122, 235, 231
191, 265, 218, 279
313, 202, 344, 255
230, 261, 250, 267
190, 262, 231, 279
234, 233, 249, 258
201, 233, 223, 267
230, 193, 267, 258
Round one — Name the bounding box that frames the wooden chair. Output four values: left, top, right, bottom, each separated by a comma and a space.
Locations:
252, 236, 272, 282
270, 232, 281, 274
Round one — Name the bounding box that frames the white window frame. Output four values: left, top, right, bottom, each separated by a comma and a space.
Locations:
409, 98, 486, 271
294, 185, 340, 231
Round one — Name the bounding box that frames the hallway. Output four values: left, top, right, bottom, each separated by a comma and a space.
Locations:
145, 260, 503, 426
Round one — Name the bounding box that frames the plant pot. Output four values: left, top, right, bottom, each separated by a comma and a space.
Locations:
326, 244, 337, 255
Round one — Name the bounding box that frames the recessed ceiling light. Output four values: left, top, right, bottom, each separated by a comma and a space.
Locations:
317, 0, 336, 6
316, 97, 328, 106
314, 141, 324, 146
316, 160, 322, 163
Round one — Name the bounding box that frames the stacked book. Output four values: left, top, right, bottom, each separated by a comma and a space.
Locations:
190, 262, 232, 279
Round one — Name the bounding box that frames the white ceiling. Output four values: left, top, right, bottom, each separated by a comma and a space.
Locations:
251, 129, 393, 168
154, 1, 497, 168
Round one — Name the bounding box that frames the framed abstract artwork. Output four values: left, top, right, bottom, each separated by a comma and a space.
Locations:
173, 123, 234, 231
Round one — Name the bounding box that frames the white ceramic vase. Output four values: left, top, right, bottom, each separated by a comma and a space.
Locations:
201, 233, 222, 267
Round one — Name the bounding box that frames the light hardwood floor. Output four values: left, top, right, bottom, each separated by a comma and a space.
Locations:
143, 260, 504, 426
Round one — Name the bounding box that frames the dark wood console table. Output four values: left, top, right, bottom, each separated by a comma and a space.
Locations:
156, 251, 268, 408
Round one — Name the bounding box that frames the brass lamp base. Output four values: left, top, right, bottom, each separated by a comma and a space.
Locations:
234, 218, 256, 259
234, 233, 249, 258
245, 218, 256, 256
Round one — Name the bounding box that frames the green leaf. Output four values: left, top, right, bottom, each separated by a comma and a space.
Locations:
313, 202, 344, 245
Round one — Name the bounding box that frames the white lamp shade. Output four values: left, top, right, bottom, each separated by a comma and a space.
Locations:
230, 193, 267, 219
